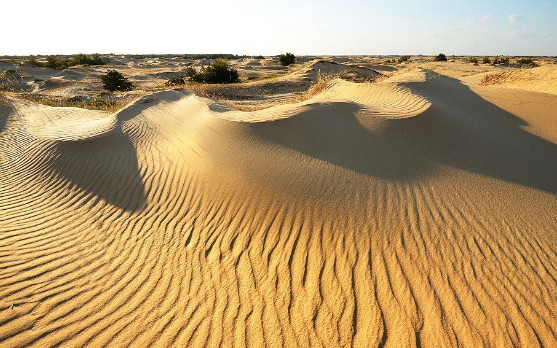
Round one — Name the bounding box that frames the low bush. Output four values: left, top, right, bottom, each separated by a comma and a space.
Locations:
23, 57, 44, 67
516, 58, 535, 66
278, 52, 295, 66
185, 60, 239, 84
66, 53, 104, 66
165, 75, 185, 86
493, 57, 509, 65
398, 55, 410, 63
434, 53, 447, 62
23, 54, 104, 69
468, 57, 479, 64
482, 57, 491, 64
101, 70, 133, 91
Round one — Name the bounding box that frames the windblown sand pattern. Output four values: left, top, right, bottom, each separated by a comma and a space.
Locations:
1, 70, 556, 347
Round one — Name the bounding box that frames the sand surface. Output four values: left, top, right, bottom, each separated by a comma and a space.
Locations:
1, 64, 557, 347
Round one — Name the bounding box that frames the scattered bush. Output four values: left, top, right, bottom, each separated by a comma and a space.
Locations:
46, 55, 61, 69
101, 70, 133, 91
66, 53, 104, 66
434, 53, 448, 62
278, 52, 295, 66
493, 57, 509, 65
22, 54, 104, 69
165, 75, 185, 86
185, 59, 239, 84
254, 55, 265, 59
468, 57, 479, 64
482, 57, 491, 64
398, 55, 410, 63
24, 57, 43, 67
516, 58, 536, 66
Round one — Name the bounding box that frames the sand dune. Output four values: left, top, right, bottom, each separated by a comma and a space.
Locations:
480, 66, 557, 95
1, 69, 557, 347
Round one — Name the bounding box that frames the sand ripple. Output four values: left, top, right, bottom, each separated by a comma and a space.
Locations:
1, 76, 556, 347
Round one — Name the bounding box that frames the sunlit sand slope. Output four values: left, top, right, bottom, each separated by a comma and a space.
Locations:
0, 71, 556, 347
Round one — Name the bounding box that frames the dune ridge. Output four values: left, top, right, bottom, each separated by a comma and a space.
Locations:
0, 71, 556, 347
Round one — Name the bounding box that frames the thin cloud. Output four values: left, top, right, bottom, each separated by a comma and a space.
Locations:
508, 14, 525, 22
467, 14, 492, 23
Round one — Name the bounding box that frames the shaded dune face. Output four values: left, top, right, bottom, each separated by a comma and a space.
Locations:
50, 130, 145, 212
0, 74, 557, 347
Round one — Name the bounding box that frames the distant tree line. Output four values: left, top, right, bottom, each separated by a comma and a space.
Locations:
22, 54, 105, 69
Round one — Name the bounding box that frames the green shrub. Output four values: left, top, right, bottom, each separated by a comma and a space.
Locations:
67, 53, 104, 66
434, 53, 447, 62
165, 75, 185, 86
254, 55, 265, 59
24, 56, 44, 67
46, 55, 63, 69
482, 57, 491, 64
186, 60, 239, 84
101, 70, 133, 91
398, 55, 410, 63
468, 57, 479, 64
493, 57, 509, 65
516, 58, 535, 66
278, 52, 295, 66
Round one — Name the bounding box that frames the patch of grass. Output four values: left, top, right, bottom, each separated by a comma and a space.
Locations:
17, 94, 124, 112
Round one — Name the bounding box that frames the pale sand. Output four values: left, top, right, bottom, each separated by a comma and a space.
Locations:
1, 67, 557, 347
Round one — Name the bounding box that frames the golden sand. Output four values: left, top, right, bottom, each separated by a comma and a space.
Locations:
1, 66, 556, 347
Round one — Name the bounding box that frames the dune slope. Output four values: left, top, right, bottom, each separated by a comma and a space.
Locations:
0, 72, 556, 347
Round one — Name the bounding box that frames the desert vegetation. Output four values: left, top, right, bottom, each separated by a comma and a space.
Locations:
492, 56, 510, 65
516, 58, 536, 66
434, 53, 448, 62
468, 57, 479, 64
165, 75, 186, 86
101, 70, 133, 91
482, 57, 492, 64
278, 52, 296, 66
185, 59, 239, 84
398, 55, 411, 63
23, 54, 104, 69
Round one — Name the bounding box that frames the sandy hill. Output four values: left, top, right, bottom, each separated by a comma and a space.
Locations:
480, 65, 557, 95
0, 68, 556, 347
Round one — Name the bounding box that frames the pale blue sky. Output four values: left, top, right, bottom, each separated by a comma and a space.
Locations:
2, 0, 556, 55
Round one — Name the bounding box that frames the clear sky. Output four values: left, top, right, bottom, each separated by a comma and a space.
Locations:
2, 0, 556, 56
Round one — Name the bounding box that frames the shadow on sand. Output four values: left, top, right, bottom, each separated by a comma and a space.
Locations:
249, 72, 557, 194
52, 113, 147, 212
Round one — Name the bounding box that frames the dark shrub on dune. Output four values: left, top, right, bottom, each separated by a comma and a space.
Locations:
516, 58, 536, 67
398, 55, 411, 63
278, 52, 295, 66
186, 59, 239, 84
434, 53, 448, 62
468, 57, 479, 64
67, 53, 104, 66
482, 57, 491, 64
166, 75, 186, 86
493, 57, 510, 65
101, 70, 133, 91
